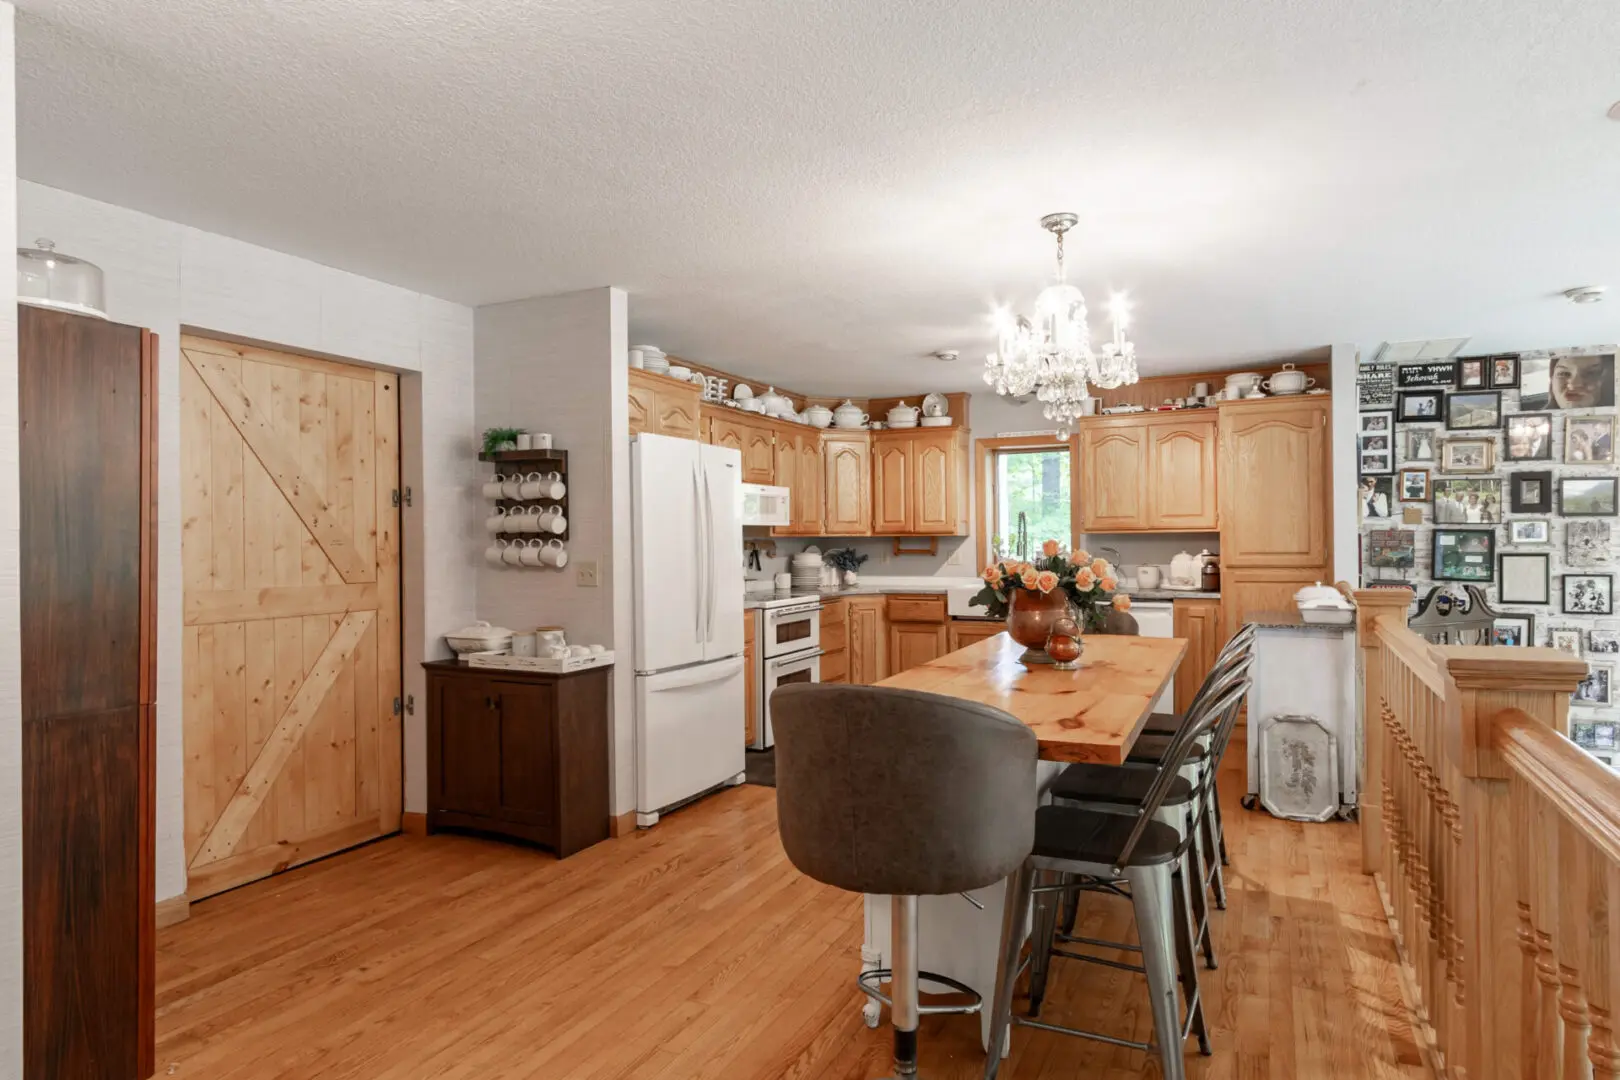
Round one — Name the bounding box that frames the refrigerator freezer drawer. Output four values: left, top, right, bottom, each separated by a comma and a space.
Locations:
636, 657, 747, 819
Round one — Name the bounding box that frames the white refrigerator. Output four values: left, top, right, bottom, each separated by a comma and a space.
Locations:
632, 432, 747, 827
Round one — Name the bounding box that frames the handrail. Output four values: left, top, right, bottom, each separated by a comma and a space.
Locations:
1494, 706, 1620, 866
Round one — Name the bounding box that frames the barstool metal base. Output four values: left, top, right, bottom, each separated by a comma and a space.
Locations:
857, 968, 985, 1016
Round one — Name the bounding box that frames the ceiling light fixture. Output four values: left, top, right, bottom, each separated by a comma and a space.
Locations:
1565, 286, 1608, 304
983, 213, 1138, 430
1608, 101, 1620, 121
933, 350, 959, 362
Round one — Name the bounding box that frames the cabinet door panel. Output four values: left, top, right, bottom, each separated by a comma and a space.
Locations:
494, 681, 556, 824
743, 614, 758, 744
822, 436, 870, 535
1149, 421, 1218, 530
889, 623, 947, 674
1172, 599, 1222, 713
772, 436, 799, 537
912, 435, 954, 533
655, 390, 700, 439
1221, 567, 1324, 640
708, 416, 743, 454
1080, 426, 1148, 530
848, 600, 885, 685
1219, 401, 1329, 566
436, 678, 500, 814
742, 424, 775, 484
628, 383, 654, 438
872, 442, 912, 534
798, 436, 823, 534
948, 620, 1003, 652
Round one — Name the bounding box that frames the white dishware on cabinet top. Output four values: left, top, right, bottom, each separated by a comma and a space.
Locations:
1224, 371, 1262, 396
628, 348, 645, 369
802, 404, 833, 428
666, 365, 691, 381
921, 392, 949, 418
445, 620, 514, 653
886, 401, 920, 427
739, 398, 766, 414
759, 387, 793, 417
832, 400, 869, 428
732, 383, 754, 400
1262, 363, 1315, 395
919, 416, 951, 427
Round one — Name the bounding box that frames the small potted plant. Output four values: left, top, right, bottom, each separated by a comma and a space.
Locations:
971, 540, 1132, 664
825, 547, 869, 587
482, 426, 523, 455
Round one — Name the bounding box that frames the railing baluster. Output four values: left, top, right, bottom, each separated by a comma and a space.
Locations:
1559, 814, 1594, 1080
1518, 772, 1544, 1079
1592, 858, 1620, 1080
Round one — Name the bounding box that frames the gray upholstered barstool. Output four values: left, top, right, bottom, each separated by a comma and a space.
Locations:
772, 683, 1039, 1079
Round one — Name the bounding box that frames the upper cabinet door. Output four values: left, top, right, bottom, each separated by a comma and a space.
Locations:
655, 389, 700, 440
628, 381, 654, 437
911, 432, 955, 534
822, 434, 871, 535
772, 433, 800, 536
1079, 423, 1149, 531
872, 439, 912, 534
741, 422, 775, 485
707, 414, 743, 453
1218, 398, 1330, 567
797, 434, 823, 535
1147, 417, 1218, 530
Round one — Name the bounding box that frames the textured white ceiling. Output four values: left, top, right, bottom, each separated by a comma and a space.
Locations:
14, 0, 1620, 393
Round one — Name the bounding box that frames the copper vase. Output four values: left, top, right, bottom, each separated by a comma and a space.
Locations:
1007, 588, 1073, 665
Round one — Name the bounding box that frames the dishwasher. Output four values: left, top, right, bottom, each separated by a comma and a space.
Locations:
1130, 601, 1177, 715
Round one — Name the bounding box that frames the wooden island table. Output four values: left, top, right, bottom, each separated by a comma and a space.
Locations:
857, 630, 1189, 1045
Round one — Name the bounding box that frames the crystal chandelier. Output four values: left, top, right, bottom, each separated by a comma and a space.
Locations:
983, 212, 1139, 428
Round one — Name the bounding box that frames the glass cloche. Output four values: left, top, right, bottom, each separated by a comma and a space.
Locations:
17, 238, 106, 319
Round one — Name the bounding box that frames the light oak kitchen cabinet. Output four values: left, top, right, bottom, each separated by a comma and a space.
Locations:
847, 596, 887, 685
819, 599, 849, 684
703, 406, 776, 484
887, 594, 949, 674
743, 611, 758, 746
628, 368, 702, 440
1077, 412, 1217, 532
1217, 397, 1330, 569
1171, 598, 1222, 714
821, 431, 872, 535
773, 427, 824, 536
870, 428, 970, 536
948, 619, 1003, 652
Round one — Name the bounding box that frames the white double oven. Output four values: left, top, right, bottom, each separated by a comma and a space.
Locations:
750, 596, 823, 750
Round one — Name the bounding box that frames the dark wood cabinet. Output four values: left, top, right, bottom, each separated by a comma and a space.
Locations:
20, 306, 157, 1079
424, 661, 610, 857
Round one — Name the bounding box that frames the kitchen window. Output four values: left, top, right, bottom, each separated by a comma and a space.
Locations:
990, 445, 1072, 558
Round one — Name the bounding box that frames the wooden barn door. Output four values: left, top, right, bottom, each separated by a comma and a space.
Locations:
180, 336, 401, 899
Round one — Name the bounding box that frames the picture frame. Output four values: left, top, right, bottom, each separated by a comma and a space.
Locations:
1357, 475, 1395, 520
1455, 356, 1488, 390
1566, 415, 1617, 465
1432, 527, 1496, 582
1439, 437, 1496, 474
1493, 614, 1535, 647
1397, 361, 1456, 389
1575, 663, 1614, 708
1590, 630, 1620, 655
1504, 412, 1553, 461
1397, 467, 1430, 502
1561, 476, 1619, 517
1564, 573, 1615, 615
1403, 427, 1438, 462
1396, 390, 1443, 423
1432, 477, 1502, 524
1445, 390, 1502, 430
1498, 552, 1551, 605
1568, 520, 1614, 568
1550, 627, 1584, 657
1489, 354, 1520, 389
1507, 519, 1550, 545
1510, 471, 1554, 514
1366, 528, 1416, 571
1520, 352, 1617, 411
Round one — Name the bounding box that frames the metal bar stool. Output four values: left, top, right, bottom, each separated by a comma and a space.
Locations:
772, 683, 1038, 1079
982, 680, 1252, 1080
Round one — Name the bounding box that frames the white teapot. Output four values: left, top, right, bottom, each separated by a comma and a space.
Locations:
758, 387, 793, 417
1170, 550, 1201, 587
887, 400, 921, 426
832, 400, 869, 428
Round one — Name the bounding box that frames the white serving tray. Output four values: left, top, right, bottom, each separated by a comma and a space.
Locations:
464, 651, 614, 674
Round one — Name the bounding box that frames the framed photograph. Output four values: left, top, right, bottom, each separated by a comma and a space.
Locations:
1566, 415, 1616, 464
1504, 412, 1553, 461
1590, 630, 1620, 655
1507, 519, 1550, 545
1520, 352, 1616, 411
1456, 356, 1488, 390
1433, 528, 1496, 582
1366, 529, 1416, 570
1510, 471, 1554, 514
1359, 452, 1391, 475
1561, 476, 1619, 517
1550, 627, 1584, 656
1404, 427, 1438, 462
1397, 361, 1456, 389
1358, 363, 1396, 410
1358, 475, 1395, 520
1439, 437, 1496, 474
1433, 477, 1502, 523
1489, 354, 1520, 389
1446, 390, 1502, 429
1499, 553, 1551, 604
1575, 663, 1614, 708
1493, 614, 1535, 647
1356, 411, 1394, 475
1396, 390, 1443, 422
1564, 574, 1615, 615
1398, 467, 1430, 502
1569, 520, 1614, 568
1359, 411, 1392, 435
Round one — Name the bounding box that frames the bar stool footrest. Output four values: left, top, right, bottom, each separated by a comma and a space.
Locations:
857, 968, 983, 1016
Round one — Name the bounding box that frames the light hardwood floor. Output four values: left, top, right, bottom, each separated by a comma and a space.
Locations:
157, 748, 1429, 1079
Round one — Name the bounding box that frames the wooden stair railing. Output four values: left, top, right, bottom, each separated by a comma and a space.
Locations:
1353, 586, 1606, 1080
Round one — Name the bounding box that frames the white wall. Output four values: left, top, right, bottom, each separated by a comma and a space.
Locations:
473, 289, 636, 813
0, 6, 21, 1073
1331, 343, 1360, 585
17, 181, 479, 902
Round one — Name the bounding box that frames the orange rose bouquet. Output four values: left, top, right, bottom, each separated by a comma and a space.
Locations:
972, 541, 1129, 631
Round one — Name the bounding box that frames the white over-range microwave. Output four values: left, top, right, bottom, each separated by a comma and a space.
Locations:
740, 483, 791, 527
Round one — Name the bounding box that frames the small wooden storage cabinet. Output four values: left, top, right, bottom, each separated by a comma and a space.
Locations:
1077, 411, 1218, 532
424, 661, 611, 857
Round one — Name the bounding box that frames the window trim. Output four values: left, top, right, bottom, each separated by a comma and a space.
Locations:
974, 433, 1080, 569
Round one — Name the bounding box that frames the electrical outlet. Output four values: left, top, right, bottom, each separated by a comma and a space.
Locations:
575, 560, 599, 587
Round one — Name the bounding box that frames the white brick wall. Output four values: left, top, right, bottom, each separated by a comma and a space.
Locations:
17, 181, 478, 903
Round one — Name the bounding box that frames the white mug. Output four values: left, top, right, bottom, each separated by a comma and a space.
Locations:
512, 630, 538, 656
482, 474, 506, 499
501, 474, 525, 499
567, 645, 591, 658
540, 643, 568, 659
536, 628, 566, 649
588, 644, 606, 656
541, 508, 567, 535
484, 539, 509, 565
515, 433, 534, 450
485, 506, 509, 533
501, 541, 524, 565
518, 471, 545, 500
531, 433, 553, 450
539, 539, 568, 567
507, 506, 534, 533
539, 472, 566, 500
518, 539, 547, 567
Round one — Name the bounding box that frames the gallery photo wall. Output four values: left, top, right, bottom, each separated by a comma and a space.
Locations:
1358, 346, 1620, 759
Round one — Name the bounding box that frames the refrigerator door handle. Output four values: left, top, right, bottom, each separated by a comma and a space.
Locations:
691, 463, 704, 644
702, 464, 716, 643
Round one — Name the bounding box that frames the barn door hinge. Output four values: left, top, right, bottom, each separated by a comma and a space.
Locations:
392, 696, 403, 716
392, 487, 413, 508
